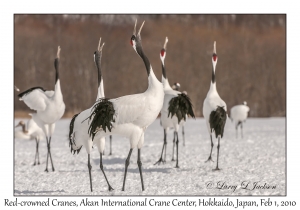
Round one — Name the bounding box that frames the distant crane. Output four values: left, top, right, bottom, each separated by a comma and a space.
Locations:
15, 114, 45, 166
18, 46, 65, 172
172, 82, 188, 147
155, 37, 195, 167
230, 101, 250, 138
203, 41, 227, 170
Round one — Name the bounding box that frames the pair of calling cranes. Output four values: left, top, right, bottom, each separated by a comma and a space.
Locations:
16, 20, 239, 192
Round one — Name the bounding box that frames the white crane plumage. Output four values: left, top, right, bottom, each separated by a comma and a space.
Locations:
230, 101, 250, 138
15, 114, 45, 165
203, 41, 227, 171
86, 20, 164, 191
68, 38, 112, 192
155, 37, 195, 167
17, 46, 65, 172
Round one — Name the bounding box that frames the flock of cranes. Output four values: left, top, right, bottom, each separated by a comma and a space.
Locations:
14, 20, 250, 192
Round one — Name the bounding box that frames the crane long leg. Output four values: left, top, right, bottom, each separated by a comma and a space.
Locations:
109, 135, 112, 155
100, 153, 114, 191
33, 138, 38, 166
213, 136, 221, 171
241, 123, 243, 139
163, 129, 167, 162
175, 131, 180, 168
48, 137, 55, 171
205, 134, 214, 162
88, 154, 93, 192
182, 126, 185, 146
44, 137, 49, 172
236, 124, 238, 139
37, 139, 40, 165
154, 129, 166, 165
171, 131, 176, 161
122, 148, 133, 191
137, 149, 145, 191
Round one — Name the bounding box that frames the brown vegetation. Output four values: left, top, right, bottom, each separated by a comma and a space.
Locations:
14, 14, 286, 118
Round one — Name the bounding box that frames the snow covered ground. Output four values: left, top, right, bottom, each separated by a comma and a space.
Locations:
14, 117, 285, 196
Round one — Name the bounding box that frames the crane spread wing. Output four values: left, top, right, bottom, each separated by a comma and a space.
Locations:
18, 88, 50, 111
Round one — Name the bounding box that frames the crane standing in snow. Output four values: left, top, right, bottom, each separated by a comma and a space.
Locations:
203, 41, 227, 171
172, 82, 188, 147
14, 86, 45, 166
68, 38, 112, 192
15, 114, 45, 166
154, 37, 195, 167
86, 20, 164, 191
230, 101, 250, 138
18, 46, 65, 172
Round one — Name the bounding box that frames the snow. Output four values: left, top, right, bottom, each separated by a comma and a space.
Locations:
14, 117, 285, 196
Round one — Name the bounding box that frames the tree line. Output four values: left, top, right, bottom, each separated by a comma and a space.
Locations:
14, 14, 286, 118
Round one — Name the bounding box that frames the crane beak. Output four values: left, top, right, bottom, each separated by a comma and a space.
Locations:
98, 37, 102, 51
163, 37, 168, 49
137, 20, 145, 36
213, 41, 216, 54
14, 86, 20, 92
98, 37, 105, 51
57, 46, 61, 59
133, 19, 137, 36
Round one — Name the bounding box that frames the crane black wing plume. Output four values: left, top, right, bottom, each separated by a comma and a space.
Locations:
87, 98, 115, 141
209, 106, 227, 138
18, 87, 46, 98
168, 93, 195, 123
69, 112, 82, 155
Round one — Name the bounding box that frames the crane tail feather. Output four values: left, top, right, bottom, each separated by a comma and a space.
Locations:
209, 106, 227, 138
168, 93, 195, 124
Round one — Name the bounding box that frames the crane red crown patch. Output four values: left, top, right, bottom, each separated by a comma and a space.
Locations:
160, 50, 165, 57
213, 54, 217, 61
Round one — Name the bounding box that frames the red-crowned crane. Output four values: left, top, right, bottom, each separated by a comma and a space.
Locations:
172, 83, 188, 147
15, 114, 45, 166
18, 46, 65, 172
230, 101, 250, 138
154, 37, 195, 167
68, 38, 112, 192
86, 20, 164, 191
203, 41, 227, 170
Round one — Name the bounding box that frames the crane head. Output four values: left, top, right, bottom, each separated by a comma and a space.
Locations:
94, 37, 105, 65
212, 41, 218, 62
212, 41, 218, 71
160, 37, 168, 60
131, 20, 145, 55
172, 82, 181, 90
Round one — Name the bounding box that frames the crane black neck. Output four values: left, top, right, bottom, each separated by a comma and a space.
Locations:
97, 67, 102, 87
54, 58, 59, 84
162, 63, 167, 79
211, 66, 216, 84
95, 52, 102, 87
136, 47, 150, 76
